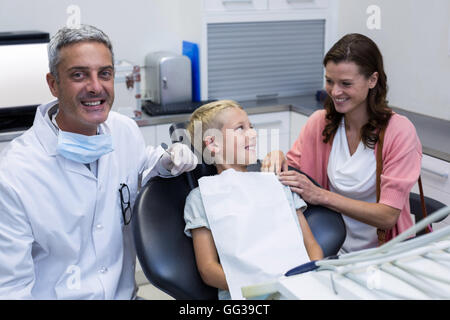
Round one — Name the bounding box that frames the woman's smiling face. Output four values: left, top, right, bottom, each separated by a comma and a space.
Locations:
325, 61, 378, 116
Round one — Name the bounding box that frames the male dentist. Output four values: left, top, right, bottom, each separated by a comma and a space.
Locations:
0, 25, 197, 299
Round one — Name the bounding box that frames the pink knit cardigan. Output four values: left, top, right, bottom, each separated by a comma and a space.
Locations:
287, 110, 422, 240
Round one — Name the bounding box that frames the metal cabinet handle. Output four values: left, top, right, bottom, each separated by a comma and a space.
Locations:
252, 120, 283, 127
222, 0, 252, 3
422, 166, 449, 179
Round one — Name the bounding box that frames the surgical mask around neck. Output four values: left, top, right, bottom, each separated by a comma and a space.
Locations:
56, 130, 114, 164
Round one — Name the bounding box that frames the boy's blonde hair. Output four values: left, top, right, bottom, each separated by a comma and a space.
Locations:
187, 100, 243, 153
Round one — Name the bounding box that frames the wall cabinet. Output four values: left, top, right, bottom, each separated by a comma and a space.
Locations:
203, 0, 330, 12
268, 0, 329, 10
289, 111, 309, 149
248, 111, 290, 159
205, 0, 268, 11
140, 123, 174, 148
155, 123, 173, 147
410, 154, 450, 229
139, 125, 156, 147
411, 154, 450, 206
177, 0, 338, 102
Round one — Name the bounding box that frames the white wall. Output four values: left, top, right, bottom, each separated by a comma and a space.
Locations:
1, 0, 449, 120
0, 0, 198, 65
336, 0, 450, 120
0, 0, 201, 106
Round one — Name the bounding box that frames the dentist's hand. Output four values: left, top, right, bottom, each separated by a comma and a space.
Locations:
160, 143, 198, 176
261, 150, 288, 175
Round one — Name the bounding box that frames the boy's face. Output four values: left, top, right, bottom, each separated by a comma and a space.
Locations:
218, 107, 257, 166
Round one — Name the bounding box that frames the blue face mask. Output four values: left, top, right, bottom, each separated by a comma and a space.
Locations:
56, 130, 114, 164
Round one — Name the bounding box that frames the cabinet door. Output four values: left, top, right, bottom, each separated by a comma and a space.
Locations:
248, 111, 290, 159
289, 112, 309, 149
411, 155, 450, 231
204, 0, 268, 11
249, 111, 290, 133
268, 0, 329, 10
155, 123, 173, 147
411, 154, 450, 207
255, 131, 290, 159
139, 125, 156, 147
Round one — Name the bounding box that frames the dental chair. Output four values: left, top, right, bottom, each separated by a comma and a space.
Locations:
132, 123, 347, 300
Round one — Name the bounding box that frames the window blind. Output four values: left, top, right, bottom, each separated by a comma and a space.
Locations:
207, 19, 325, 101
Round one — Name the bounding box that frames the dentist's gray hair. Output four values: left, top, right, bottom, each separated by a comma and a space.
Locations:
48, 24, 114, 81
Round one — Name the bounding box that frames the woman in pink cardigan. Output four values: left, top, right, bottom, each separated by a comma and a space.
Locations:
263, 34, 422, 253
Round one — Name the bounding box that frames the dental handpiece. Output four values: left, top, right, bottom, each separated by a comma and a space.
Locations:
160, 143, 172, 156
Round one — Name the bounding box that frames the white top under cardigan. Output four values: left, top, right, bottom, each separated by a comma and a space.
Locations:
327, 118, 378, 253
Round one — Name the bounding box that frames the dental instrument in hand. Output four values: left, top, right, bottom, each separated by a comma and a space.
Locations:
160, 142, 172, 156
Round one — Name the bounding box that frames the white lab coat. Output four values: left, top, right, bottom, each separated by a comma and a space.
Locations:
0, 100, 164, 299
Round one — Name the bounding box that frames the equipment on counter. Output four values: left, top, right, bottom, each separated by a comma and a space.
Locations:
182, 41, 200, 102
141, 99, 215, 116
0, 31, 51, 133
243, 206, 450, 300
114, 60, 142, 113
145, 51, 192, 106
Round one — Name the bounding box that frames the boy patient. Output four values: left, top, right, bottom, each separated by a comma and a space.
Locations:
183, 100, 323, 300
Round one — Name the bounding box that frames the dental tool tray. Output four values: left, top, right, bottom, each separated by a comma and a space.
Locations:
142, 99, 216, 116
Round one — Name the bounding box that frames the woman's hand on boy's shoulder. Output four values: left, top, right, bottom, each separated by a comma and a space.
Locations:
261, 150, 288, 175
278, 171, 325, 206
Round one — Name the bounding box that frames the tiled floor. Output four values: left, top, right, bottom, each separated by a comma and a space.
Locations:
137, 283, 174, 300
134, 267, 174, 300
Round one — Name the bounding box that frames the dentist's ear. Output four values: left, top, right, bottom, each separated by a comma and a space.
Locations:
46, 73, 59, 98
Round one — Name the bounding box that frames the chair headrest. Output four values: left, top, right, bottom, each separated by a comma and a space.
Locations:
169, 122, 218, 189
169, 122, 189, 144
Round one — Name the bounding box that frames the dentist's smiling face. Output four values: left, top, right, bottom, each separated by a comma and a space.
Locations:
47, 41, 115, 136
325, 61, 378, 116
219, 107, 257, 166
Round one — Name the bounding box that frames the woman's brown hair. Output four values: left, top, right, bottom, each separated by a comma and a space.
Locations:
322, 33, 392, 149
